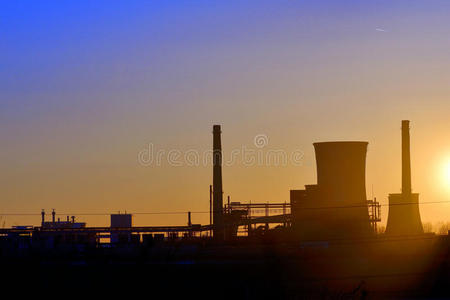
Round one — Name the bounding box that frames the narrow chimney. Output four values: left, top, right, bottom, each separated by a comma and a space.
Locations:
402, 120, 412, 195
213, 125, 224, 239
209, 185, 213, 237
41, 209, 45, 226
52, 209, 56, 223
209, 185, 212, 225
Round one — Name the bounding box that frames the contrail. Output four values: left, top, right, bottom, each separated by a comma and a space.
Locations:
375, 28, 387, 32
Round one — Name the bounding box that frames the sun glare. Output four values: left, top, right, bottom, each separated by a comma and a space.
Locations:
442, 159, 450, 189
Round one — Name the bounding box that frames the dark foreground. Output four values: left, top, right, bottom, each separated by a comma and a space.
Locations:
1, 235, 448, 299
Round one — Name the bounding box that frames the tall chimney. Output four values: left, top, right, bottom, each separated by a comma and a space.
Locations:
402, 120, 412, 195
52, 209, 56, 223
41, 209, 45, 226
386, 120, 423, 235
213, 125, 224, 239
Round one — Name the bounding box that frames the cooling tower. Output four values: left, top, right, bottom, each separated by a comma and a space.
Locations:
314, 142, 372, 237
386, 193, 423, 235
314, 141, 369, 207
291, 142, 373, 239
385, 121, 423, 235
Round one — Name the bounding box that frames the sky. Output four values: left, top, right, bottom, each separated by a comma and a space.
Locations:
1, 0, 450, 228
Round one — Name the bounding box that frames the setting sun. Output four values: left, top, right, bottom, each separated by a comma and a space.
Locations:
441, 158, 450, 189
445, 162, 450, 184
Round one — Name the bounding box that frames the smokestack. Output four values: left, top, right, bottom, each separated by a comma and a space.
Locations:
386, 120, 423, 235
52, 209, 55, 223
41, 209, 45, 226
213, 125, 224, 239
402, 120, 412, 195
209, 185, 212, 237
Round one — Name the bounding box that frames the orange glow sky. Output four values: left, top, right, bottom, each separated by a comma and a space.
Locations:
1, 1, 449, 227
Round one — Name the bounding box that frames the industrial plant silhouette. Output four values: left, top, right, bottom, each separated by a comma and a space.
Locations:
0, 120, 448, 299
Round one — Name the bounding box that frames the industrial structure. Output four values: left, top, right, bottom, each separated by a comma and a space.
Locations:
0, 122, 447, 299
385, 120, 424, 235
290, 142, 378, 240
0, 121, 433, 246
41, 209, 86, 229
110, 213, 132, 243
212, 125, 224, 240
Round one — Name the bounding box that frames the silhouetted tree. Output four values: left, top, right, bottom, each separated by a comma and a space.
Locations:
436, 221, 450, 235
422, 222, 433, 233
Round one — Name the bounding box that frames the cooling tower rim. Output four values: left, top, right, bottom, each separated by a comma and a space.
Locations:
313, 141, 368, 146
389, 192, 419, 196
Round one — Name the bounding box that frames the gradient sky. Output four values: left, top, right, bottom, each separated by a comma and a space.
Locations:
1, 0, 450, 227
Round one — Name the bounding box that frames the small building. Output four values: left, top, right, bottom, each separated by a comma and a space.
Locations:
37, 210, 94, 247
110, 213, 132, 244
